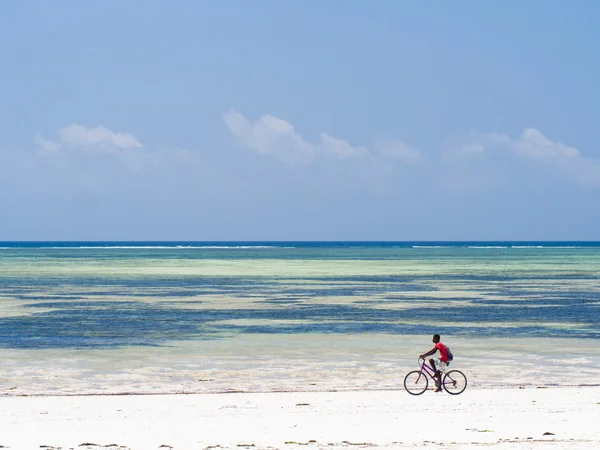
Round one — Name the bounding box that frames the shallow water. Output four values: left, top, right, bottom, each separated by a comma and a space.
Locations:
1, 243, 599, 394
2, 335, 598, 395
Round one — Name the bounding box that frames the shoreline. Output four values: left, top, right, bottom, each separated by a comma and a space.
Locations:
3, 382, 600, 398
2, 334, 599, 397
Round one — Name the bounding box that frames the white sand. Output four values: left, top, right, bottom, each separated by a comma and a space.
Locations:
1, 387, 599, 449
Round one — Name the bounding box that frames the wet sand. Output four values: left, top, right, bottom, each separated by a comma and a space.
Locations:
1, 335, 599, 396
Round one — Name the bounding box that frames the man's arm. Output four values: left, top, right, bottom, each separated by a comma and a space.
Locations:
419, 347, 437, 359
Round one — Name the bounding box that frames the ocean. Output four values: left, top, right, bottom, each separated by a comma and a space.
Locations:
1, 241, 599, 394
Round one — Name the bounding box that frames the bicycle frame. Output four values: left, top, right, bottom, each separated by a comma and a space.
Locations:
417, 358, 443, 382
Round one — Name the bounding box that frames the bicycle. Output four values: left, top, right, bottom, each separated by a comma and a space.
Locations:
404, 357, 467, 395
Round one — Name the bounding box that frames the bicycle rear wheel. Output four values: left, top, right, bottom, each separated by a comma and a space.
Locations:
442, 370, 467, 395
404, 370, 428, 395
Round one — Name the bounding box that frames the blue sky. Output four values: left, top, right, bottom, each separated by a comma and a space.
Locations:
1, 1, 599, 240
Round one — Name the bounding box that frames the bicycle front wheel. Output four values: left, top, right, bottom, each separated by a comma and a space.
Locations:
404, 370, 428, 395
442, 370, 467, 395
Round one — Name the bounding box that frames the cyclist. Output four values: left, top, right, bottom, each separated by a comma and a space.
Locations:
419, 334, 450, 392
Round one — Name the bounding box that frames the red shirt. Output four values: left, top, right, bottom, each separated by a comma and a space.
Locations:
435, 342, 449, 362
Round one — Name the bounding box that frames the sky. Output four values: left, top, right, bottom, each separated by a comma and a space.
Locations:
1, 0, 599, 241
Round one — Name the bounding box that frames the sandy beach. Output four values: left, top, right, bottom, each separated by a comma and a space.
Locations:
1, 386, 599, 450
2, 336, 599, 449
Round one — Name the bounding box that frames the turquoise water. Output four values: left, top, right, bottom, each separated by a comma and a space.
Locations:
1, 242, 599, 349
1, 242, 599, 394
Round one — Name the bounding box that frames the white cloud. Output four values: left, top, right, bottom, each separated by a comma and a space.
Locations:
32, 124, 154, 173
223, 110, 315, 165
454, 128, 599, 186
457, 128, 581, 162
223, 110, 383, 165
319, 133, 369, 159
35, 124, 143, 153
514, 128, 580, 160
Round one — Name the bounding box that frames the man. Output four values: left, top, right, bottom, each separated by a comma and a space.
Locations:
419, 334, 450, 392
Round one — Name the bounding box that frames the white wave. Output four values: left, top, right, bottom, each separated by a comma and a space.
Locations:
511, 245, 585, 249
193, 246, 281, 249
37, 245, 284, 250
39, 246, 183, 249
467, 246, 508, 249
511, 246, 544, 249
412, 246, 448, 248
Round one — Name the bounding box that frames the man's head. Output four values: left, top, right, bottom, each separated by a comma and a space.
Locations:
432, 334, 440, 344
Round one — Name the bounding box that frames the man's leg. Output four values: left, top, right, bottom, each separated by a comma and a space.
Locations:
429, 359, 442, 390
